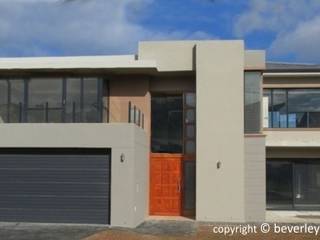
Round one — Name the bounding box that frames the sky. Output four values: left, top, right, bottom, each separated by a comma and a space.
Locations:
0, 0, 319, 63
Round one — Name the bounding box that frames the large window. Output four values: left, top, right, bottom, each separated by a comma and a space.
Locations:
267, 160, 293, 209
151, 95, 183, 153
267, 159, 320, 210
264, 89, 320, 128
244, 72, 262, 133
0, 77, 103, 123
28, 78, 63, 123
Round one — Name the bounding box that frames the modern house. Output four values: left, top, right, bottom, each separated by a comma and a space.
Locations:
1, 40, 316, 228
264, 62, 320, 211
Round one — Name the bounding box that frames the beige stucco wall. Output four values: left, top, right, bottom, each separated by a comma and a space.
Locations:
267, 147, 320, 158
0, 123, 148, 228
245, 51, 266, 70
109, 76, 151, 140
139, 41, 196, 72
139, 41, 265, 72
196, 41, 246, 222
149, 75, 195, 93
244, 136, 266, 221
265, 130, 320, 147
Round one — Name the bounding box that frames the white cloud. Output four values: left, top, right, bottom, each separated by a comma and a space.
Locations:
270, 16, 320, 62
234, 0, 320, 37
234, 0, 320, 61
0, 0, 212, 56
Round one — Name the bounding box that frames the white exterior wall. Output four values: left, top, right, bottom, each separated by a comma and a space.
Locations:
244, 136, 266, 221
196, 41, 246, 222
266, 130, 320, 147
0, 123, 148, 228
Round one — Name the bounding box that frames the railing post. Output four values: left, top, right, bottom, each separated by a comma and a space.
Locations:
19, 102, 23, 123
128, 101, 132, 123
133, 105, 136, 124
45, 102, 49, 123
72, 102, 76, 123
138, 109, 141, 127
142, 113, 144, 129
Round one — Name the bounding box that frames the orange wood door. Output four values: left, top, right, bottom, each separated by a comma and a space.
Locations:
150, 153, 183, 216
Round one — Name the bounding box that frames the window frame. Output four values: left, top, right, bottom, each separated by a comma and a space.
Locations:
264, 88, 320, 129
0, 77, 105, 123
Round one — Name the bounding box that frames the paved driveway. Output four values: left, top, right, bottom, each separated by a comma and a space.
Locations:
0, 222, 109, 240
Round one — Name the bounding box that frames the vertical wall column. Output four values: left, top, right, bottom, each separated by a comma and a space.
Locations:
196, 41, 246, 222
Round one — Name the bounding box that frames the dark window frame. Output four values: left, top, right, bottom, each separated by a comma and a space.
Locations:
151, 93, 184, 154
265, 88, 320, 128
0, 77, 106, 123
267, 159, 320, 210
244, 71, 262, 133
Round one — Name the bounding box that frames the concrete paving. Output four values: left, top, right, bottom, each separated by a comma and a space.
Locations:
266, 210, 320, 223
0, 222, 109, 240
135, 220, 198, 236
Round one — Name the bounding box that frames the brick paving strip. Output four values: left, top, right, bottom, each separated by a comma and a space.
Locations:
84, 221, 320, 240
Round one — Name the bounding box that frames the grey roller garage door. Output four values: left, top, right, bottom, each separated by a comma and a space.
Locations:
0, 148, 111, 224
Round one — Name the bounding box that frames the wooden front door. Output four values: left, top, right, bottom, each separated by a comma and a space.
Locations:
150, 153, 183, 216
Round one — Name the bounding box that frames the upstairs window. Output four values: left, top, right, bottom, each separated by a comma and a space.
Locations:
263, 88, 320, 128
151, 94, 183, 153
244, 72, 262, 133
0, 77, 103, 123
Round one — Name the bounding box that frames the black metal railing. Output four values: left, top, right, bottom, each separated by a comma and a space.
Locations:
128, 101, 144, 129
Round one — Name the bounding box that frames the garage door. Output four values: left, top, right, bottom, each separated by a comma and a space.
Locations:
0, 148, 111, 224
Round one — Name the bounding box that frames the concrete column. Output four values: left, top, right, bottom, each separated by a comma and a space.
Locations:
196, 41, 246, 222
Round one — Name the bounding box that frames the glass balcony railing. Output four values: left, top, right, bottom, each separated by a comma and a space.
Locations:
268, 111, 320, 128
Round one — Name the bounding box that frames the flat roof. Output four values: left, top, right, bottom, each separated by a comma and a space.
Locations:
266, 62, 320, 72
0, 55, 158, 74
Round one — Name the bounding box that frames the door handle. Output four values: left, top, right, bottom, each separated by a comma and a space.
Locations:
177, 181, 181, 193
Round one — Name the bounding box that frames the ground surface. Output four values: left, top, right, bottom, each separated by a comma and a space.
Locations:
0, 222, 108, 240
1, 220, 319, 240
85, 220, 320, 240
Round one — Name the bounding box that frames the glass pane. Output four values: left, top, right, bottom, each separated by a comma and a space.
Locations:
0, 80, 8, 123
185, 140, 196, 154
266, 160, 293, 209
263, 89, 272, 128
183, 161, 196, 210
309, 112, 320, 128
28, 78, 63, 123
65, 78, 81, 123
83, 78, 99, 123
151, 95, 183, 153
186, 125, 195, 139
130, 107, 135, 123
244, 72, 262, 133
272, 89, 287, 128
288, 112, 307, 128
294, 162, 320, 209
185, 93, 195, 107
186, 109, 195, 124
288, 89, 320, 128
9, 80, 24, 123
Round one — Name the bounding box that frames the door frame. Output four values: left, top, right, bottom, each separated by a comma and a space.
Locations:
149, 92, 196, 217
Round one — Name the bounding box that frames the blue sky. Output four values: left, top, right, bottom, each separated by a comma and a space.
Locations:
0, 0, 320, 63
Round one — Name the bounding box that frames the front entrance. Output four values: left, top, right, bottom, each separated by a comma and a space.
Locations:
150, 93, 196, 216
150, 153, 182, 215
